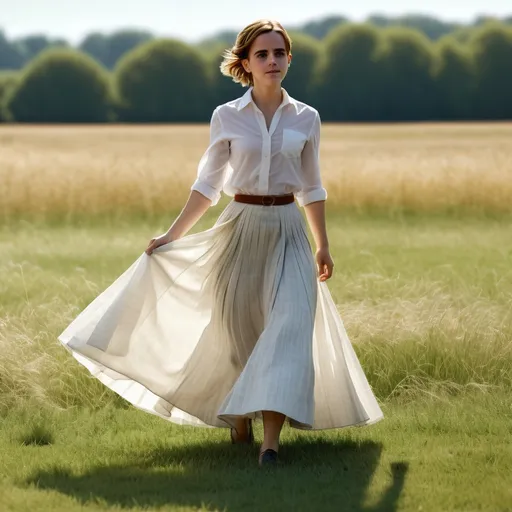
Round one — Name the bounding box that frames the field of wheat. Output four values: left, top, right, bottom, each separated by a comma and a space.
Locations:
1, 123, 512, 221
1, 124, 511, 511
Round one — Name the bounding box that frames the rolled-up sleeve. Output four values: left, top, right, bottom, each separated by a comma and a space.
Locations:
295, 110, 328, 207
190, 107, 230, 206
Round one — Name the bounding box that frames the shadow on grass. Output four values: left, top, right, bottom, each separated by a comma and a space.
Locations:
23, 438, 407, 511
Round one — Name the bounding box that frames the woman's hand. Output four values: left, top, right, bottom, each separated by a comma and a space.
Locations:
145, 231, 175, 255
145, 191, 212, 256
303, 200, 332, 281
315, 247, 334, 282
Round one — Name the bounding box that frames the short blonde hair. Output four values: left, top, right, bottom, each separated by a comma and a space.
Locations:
220, 19, 292, 87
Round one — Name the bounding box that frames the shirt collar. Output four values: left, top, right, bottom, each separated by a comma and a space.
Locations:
237, 86, 296, 112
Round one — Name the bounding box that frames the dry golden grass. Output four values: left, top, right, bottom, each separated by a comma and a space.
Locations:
323, 122, 512, 214
1, 122, 512, 220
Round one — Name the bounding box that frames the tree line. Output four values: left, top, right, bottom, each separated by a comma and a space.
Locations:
1, 22, 511, 123
1, 14, 511, 71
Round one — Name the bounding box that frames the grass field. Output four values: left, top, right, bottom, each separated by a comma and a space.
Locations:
0, 124, 511, 511
1, 123, 512, 220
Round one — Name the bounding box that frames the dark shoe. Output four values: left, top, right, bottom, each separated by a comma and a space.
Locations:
230, 418, 254, 445
259, 448, 278, 467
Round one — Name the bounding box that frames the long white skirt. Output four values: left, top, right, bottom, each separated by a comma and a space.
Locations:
58, 201, 383, 430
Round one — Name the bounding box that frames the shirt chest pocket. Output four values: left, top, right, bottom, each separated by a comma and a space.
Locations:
280, 129, 307, 159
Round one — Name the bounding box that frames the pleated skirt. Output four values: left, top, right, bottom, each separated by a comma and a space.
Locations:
58, 200, 384, 430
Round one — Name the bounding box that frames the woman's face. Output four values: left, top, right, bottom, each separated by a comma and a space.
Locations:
243, 31, 291, 87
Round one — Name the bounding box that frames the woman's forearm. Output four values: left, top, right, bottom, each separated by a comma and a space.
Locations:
167, 190, 212, 240
303, 200, 329, 249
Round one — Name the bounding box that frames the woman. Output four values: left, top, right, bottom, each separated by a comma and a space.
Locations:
58, 19, 383, 468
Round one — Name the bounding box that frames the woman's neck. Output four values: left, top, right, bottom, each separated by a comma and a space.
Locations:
250, 84, 283, 112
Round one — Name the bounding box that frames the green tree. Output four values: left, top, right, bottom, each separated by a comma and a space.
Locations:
196, 31, 236, 54
451, 26, 479, 44
18, 35, 52, 58
432, 37, 474, 119
0, 31, 25, 69
0, 71, 19, 121
79, 33, 107, 64
80, 30, 153, 69
368, 14, 460, 41
205, 41, 241, 110
470, 23, 512, 119
397, 15, 460, 40
14, 35, 68, 62
299, 16, 349, 40
6, 49, 112, 122
377, 28, 437, 121
283, 32, 321, 105
114, 39, 210, 122
316, 24, 384, 121
107, 31, 153, 68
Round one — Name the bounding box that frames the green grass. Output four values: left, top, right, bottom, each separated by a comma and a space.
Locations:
1, 211, 511, 511
1, 393, 510, 511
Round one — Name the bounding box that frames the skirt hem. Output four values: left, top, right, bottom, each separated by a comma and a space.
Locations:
60, 334, 383, 431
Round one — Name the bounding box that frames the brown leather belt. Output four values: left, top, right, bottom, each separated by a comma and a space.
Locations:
234, 193, 295, 206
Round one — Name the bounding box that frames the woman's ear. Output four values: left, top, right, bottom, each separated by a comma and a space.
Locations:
242, 58, 251, 74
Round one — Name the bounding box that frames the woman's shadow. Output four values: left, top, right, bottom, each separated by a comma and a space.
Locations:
22, 437, 408, 511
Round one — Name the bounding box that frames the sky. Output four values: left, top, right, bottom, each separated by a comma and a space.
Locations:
1, 0, 511, 44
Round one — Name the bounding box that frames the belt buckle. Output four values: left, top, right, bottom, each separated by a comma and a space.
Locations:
262, 195, 275, 206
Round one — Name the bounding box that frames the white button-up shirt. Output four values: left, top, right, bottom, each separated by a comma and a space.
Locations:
191, 87, 328, 207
